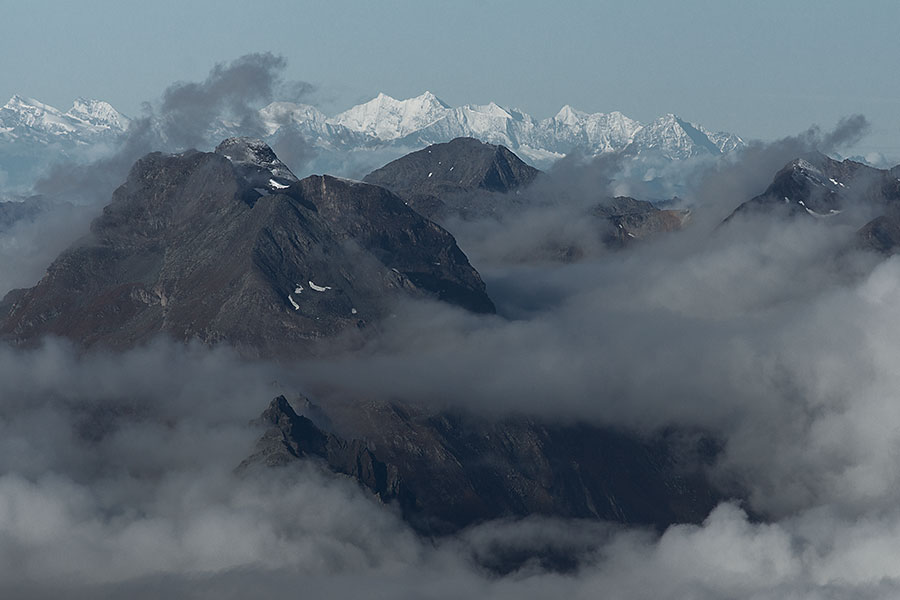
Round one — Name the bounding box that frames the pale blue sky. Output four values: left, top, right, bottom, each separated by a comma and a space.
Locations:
2, 0, 898, 160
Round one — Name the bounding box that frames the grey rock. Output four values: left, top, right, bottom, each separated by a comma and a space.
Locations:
247, 396, 722, 536
364, 137, 540, 222
241, 396, 406, 505
593, 196, 691, 249
0, 139, 494, 355
723, 153, 900, 254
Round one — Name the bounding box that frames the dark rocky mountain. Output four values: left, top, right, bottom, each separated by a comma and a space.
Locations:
0, 196, 56, 231
363, 137, 540, 221
0, 138, 493, 355
724, 153, 900, 253
857, 213, 900, 254
363, 138, 688, 256
726, 154, 900, 220
242, 396, 406, 503
244, 395, 721, 536
594, 196, 690, 248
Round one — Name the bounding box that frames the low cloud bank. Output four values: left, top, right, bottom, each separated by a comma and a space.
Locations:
2, 56, 899, 596
2, 338, 900, 599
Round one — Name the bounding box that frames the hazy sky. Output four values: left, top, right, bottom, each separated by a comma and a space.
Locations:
1, 0, 898, 159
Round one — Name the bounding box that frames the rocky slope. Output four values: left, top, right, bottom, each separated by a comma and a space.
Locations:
0, 138, 493, 355
364, 139, 689, 253
363, 137, 540, 221
594, 196, 691, 248
724, 153, 900, 252
244, 395, 721, 536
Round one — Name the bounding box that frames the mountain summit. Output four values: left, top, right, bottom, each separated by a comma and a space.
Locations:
363, 137, 540, 220
330, 91, 451, 140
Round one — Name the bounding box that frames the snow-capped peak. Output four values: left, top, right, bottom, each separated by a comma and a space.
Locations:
630, 113, 722, 159
3, 94, 61, 118
0, 90, 745, 194
473, 102, 512, 119
417, 90, 450, 108
0, 94, 129, 138
331, 91, 452, 139
554, 105, 586, 125
1, 94, 77, 134
66, 98, 130, 130
3, 94, 56, 112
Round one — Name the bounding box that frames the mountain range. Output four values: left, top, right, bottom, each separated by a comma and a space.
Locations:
4, 130, 900, 544
0, 95, 129, 190
289, 91, 744, 163
0, 92, 743, 192
0, 137, 723, 537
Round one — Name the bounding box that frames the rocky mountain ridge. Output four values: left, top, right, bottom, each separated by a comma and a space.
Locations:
362, 137, 690, 253
244, 395, 721, 536
725, 153, 900, 252
0, 138, 493, 355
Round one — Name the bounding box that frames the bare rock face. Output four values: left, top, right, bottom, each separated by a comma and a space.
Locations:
593, 196, 691, 248
858, 213, 900, 254
364, 139, 687, 253
721, 153, 900, 255
0, 138, 494, 355
246, 396, 721, 536
242, 396, 407, 505
363, 137, 540, 222
725, 153, 899, 217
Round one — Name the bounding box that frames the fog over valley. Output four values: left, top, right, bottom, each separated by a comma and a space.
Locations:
2, 43, 900, 599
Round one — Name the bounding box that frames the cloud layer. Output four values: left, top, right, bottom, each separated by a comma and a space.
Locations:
3, 56, 900, 597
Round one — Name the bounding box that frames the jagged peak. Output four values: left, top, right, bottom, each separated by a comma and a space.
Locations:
3, 94, 54, 112
365, 90, 449, 107
215, 137, 298, 182
779, 153, 849, 179
464, 101, 512, 119
373, 91, 398, 103
69, 97, 115, 112
654, 113, 684, 126
554, 104, 586, 124
66, 98, 129, 127
791, 157, 823, 174
414, 90, 450, 108
263, 395, 298, 420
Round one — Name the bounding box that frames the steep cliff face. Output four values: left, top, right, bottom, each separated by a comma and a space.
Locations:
246, 396, 721, 536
